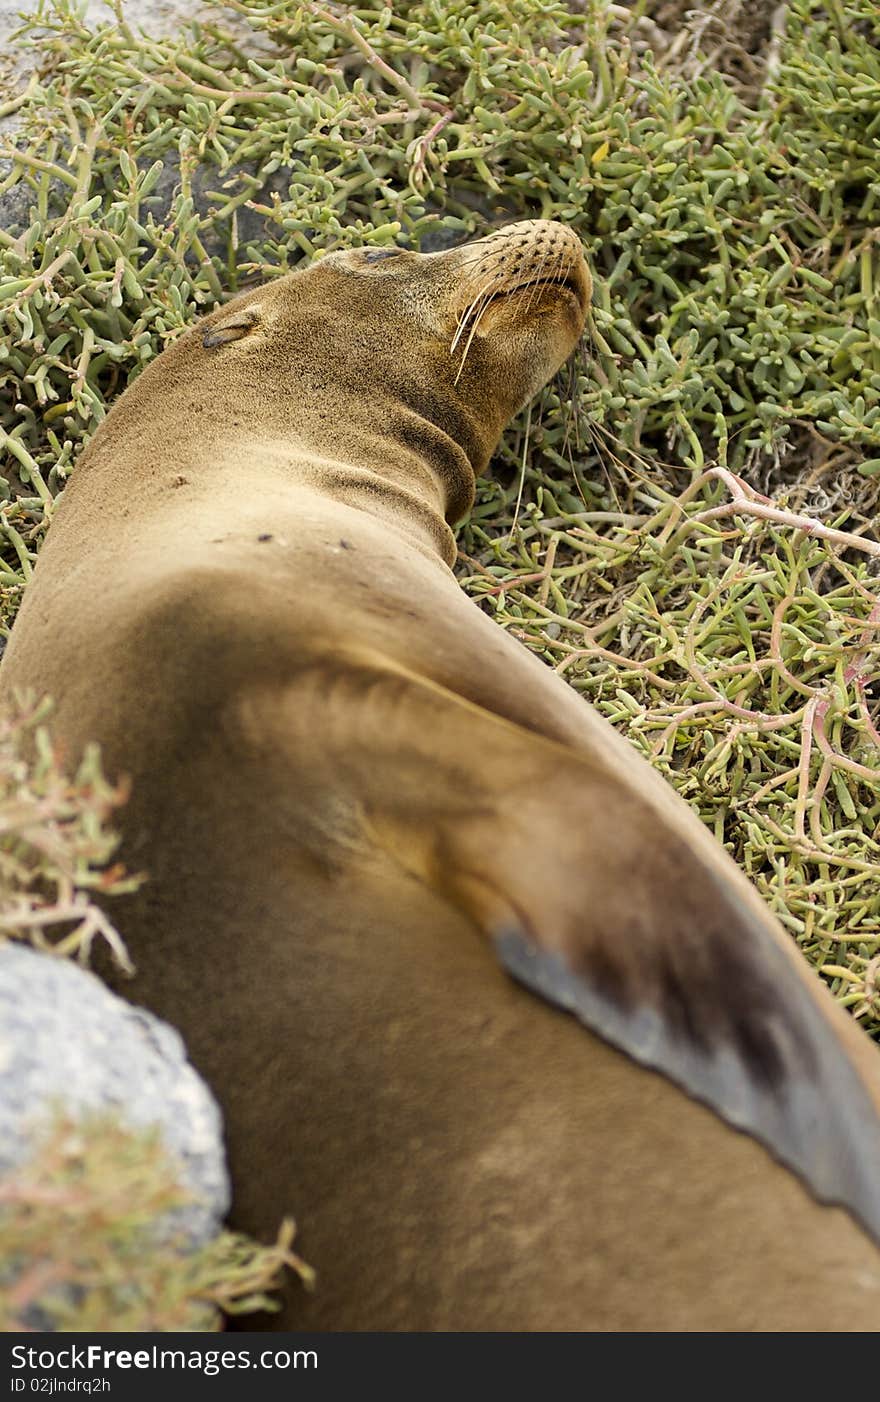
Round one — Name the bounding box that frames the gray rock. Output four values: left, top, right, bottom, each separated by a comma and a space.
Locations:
0, 0, 216, 118
0, 0, 496, 251
0, 0, 233, 236
0, 940, 230, 1244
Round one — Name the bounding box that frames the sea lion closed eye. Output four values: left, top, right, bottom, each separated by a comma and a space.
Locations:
2, 220, 879, 1330
202, 305, 262, 348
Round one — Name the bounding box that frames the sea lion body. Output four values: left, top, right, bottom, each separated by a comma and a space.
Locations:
3, 222, 880, 1330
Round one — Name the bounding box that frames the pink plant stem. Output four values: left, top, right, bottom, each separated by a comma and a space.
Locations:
668, 465, 880, 559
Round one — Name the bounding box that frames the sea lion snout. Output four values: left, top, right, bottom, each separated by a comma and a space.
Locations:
443, 218, 592, 318
437, 219, 591, 408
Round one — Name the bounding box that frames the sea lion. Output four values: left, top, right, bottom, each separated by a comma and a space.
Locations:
2, 219, 880, 1331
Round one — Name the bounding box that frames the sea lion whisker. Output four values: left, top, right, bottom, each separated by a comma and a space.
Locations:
451, 263, 507, 335
451, 294, 490, 355
509, 399, 533, 537
450, 274, 506, 354
522, 246, 562, 319
517, 246, 553, 318
453, 295, 494, 384
560, 351, 583, 460
554, 357, 576, 459
451, 285, 491, 352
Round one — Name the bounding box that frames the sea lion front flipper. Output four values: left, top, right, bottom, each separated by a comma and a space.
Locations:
251, 656, 880, 1244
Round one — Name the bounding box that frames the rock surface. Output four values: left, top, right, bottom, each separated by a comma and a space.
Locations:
0, 0, 210, 102
0, 0, 490, 249
0, 940, 230, 1243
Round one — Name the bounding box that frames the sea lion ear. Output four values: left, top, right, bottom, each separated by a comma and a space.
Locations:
202, 305, 262, 349
251, 656, 880, 1247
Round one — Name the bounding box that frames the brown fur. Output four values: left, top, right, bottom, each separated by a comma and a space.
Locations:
2, 222, 880, 1330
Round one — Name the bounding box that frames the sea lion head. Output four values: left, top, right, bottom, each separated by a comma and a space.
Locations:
199, 220, 591, 483
312, 218, 592, 420
85, 223, 590, 559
